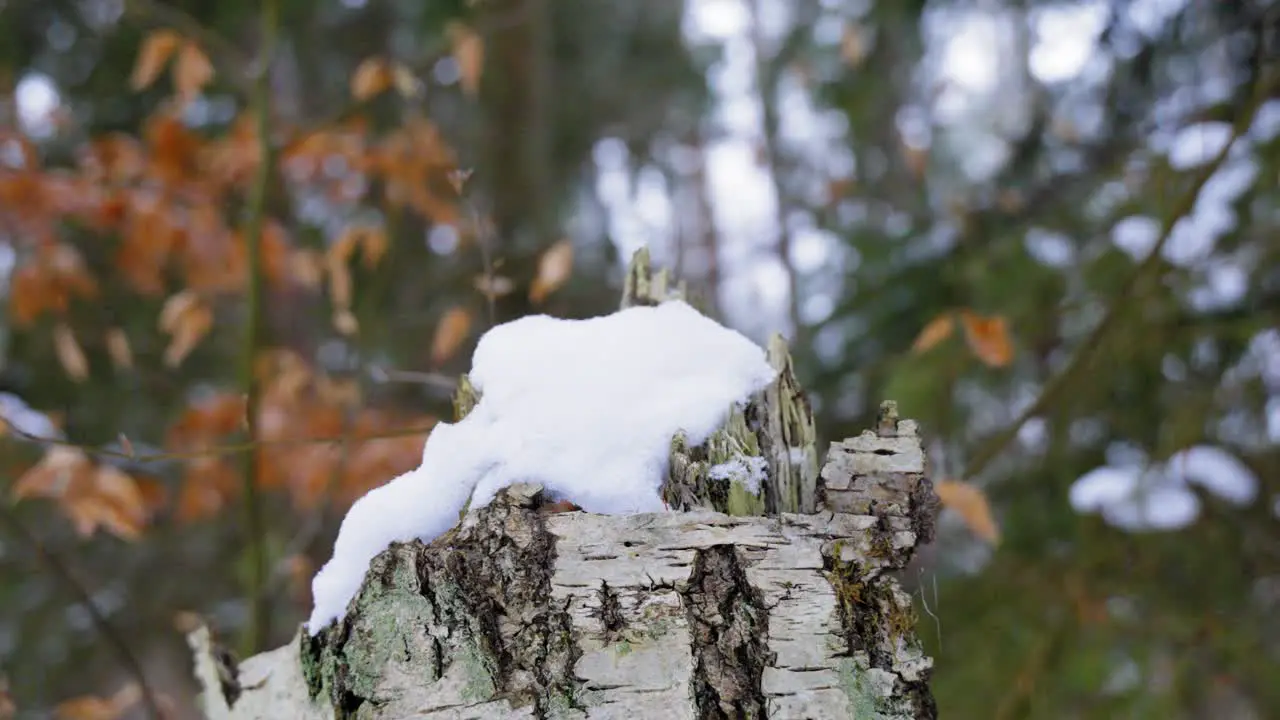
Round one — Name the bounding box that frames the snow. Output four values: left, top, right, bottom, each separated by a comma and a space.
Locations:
307, 300, 778, 634
1068, 444, 1259, 532
709, 456, 769, 494
0, 392, 62, 439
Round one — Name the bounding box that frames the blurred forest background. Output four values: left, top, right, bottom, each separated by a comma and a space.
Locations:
0, 0, 1277, 717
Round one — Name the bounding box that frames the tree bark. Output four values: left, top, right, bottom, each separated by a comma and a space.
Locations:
188, 411, 937, 719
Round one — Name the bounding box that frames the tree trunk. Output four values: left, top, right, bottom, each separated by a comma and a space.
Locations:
188, 250, 940, 718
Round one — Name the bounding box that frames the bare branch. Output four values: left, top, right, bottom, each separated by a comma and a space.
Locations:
0, 507, 164, 720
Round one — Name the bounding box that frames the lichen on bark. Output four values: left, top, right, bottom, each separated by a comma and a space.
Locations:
299, 484, 582, 719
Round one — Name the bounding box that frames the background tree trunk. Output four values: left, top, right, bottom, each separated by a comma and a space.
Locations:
187, 408, 938, 718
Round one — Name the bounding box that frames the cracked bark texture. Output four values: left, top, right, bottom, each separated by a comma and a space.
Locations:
189, 410, 938, 719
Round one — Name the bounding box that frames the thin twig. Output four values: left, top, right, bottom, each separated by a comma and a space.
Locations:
470, 201, 498, 326
0, 420, 436, 463
917, 567, 942, 651
0, 506, 163, 720
962, 65, 1279, 481
746, 0, 805, 340
235, 0, 278, 656
367, 365, 460, 392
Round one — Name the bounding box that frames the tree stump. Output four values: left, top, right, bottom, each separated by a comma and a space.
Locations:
189, 251, 939, 719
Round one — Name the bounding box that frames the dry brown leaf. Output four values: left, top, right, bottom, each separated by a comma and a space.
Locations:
316, 376, 362, 408
448, 23, 485, 96
350, 57, 392, 101
528, 240, 574, 304
0, 674, 14, 719
325, 232, 358, 310
53, 323, 89, 382
934, 479, 1000, 543
65, 494, 140, 541
840, 24, 869, 67
158, 290, 199, 332
129, 30, 182, 91
392, 63, 421, 97
289, 248, 325, 289
431, 307, 472, 366
903, 143, 928, 179
359, 226, 388, 269
474, 274, 515, 299
447, 169, 473, 195
284, 553, 315, 605
160, 293, 213, 368
176, 457, 237, 521
959, 310, 1014, 368
911, 313, 955, 354
17, 451, 150, 540
105, 328, 133, 371
54, 682, 140, 720
87, 465, 148, 540
333, 309, 359, 336
173, 42, 214, 103
12, 447, 92, 501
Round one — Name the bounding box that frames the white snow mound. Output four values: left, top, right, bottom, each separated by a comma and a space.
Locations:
307, 300, 778, 634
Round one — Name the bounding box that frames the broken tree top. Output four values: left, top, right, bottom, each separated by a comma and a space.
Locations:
307, 300, 779, 634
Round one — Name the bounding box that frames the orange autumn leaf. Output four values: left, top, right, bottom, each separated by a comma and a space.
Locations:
325, 233, 358, 311
332, 224, 387, 270
358, 226, 388, 269
65, 494, 141, 541
392, 63, 421, 98
12, 447, 93, 502
82, 465, 149, 540
350, 57, 393, 101
934, 479, 1000, 543
167, 393, 247, 452
332, 309, 359, 336
474, 274, 515, 299
159, 291, 213, 368
0, 675, 13, 719
173, 42, 214, 103
431, 306, 472, 366
13, 451, 149, 540
105, 328, 133, 370
447, 23, 484, 96
52, 323, 89, 382
54, 683, 140, 720
129, 30, 182, 91
911, 313, 955, 354
175, 457, 238, 522
840, 24, 869, 67
959, 310, 1014, 367
529, 240, 574, 304
289, 248, 325, 289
